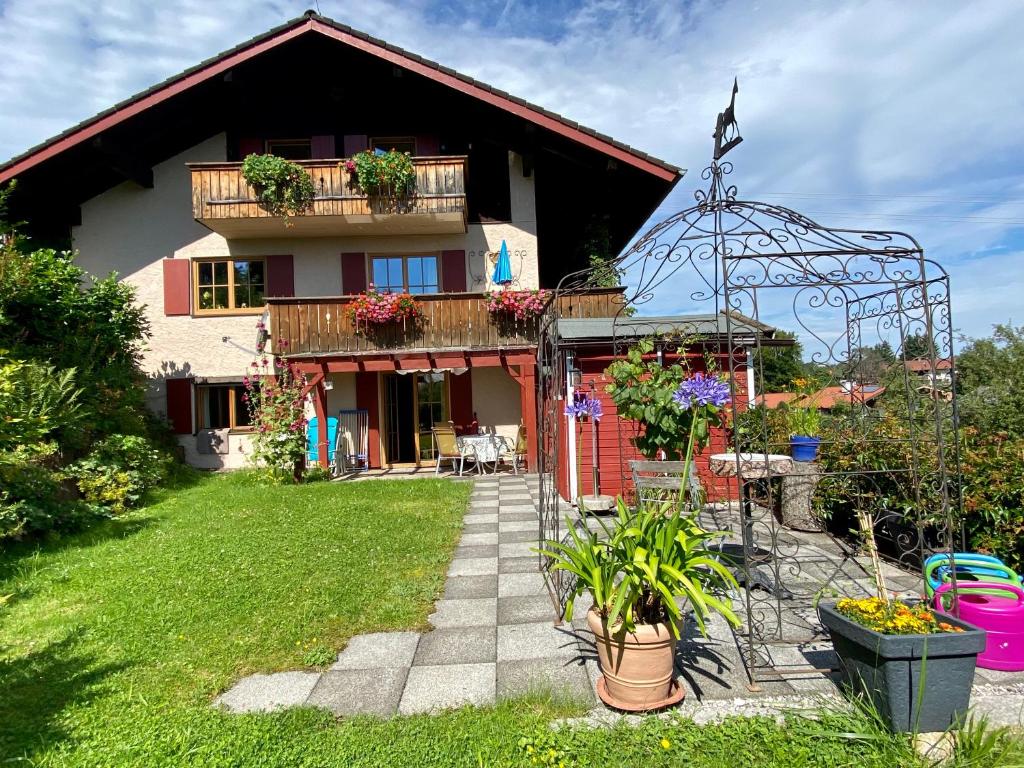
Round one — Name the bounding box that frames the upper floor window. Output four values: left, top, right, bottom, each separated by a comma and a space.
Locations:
265, 139, 312, 160
370, 136, 416, 155
194, 258, 265, 314
371, 254, 439, 294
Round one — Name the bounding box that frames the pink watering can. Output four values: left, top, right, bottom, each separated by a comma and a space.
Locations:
934, 582, 1024, 671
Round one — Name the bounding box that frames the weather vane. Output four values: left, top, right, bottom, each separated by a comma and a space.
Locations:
712, 78, 742, 160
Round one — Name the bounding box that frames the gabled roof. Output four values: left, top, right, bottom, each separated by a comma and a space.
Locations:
795, 385, 886, 410
755, 392, 799, 409
0, 11, 681, 184
904, 357, 953, 372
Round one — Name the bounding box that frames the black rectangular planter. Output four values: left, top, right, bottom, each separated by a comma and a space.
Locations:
818, 601, 986, 732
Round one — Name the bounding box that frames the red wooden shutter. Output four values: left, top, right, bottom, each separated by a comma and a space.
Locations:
238, 137, 263, 158
448, 371, 473, 432
415, 135, 439, 155
165, 378, 193, 435
343, 135, 368, 157
341, 252, 367, 294
440, 250, 467, 292
162, 259, 190, 316
355, 372, 381, 468
265, 254, 295, 298
311, 135, 336, 159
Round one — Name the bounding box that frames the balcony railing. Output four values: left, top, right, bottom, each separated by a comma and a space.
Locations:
267, 288, 624, 356
188, 156, 467, 238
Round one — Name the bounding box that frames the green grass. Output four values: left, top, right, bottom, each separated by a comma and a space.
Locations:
0, 471, 1004, 767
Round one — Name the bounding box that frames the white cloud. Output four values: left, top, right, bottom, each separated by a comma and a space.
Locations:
0, 0, 1022, 343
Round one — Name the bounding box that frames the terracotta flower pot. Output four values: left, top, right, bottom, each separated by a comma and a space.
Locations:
587, 608, 682, 711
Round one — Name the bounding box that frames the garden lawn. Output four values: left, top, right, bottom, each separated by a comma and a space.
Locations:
0, 472, 961, 768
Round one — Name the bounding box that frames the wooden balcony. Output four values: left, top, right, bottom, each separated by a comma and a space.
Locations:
267, 288, 624, 357
188, 156, 467, 238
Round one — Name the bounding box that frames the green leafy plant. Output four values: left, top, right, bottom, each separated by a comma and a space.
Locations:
540, 499, 740, 638
348, 149, 416, 198
241, 153, 316, 218
68, 434, 167, 515
605, 339, 728, 460
784, 377, 821, 436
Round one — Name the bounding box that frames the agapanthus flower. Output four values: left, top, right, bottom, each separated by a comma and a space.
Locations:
564, 392, 602, 421
672, 372, 731, 410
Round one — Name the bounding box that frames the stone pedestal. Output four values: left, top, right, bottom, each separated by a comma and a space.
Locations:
781, 461, 823, 532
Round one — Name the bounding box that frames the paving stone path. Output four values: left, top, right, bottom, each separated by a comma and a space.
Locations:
217, 474, 597, 716
215, 473, 1024, 725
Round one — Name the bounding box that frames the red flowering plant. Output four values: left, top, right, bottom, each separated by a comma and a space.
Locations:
242, 351, 308, 482
348, 284, 423, 331
484, 288, 550, 321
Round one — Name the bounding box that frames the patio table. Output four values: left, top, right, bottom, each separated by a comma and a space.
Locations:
457, 434, 502, 474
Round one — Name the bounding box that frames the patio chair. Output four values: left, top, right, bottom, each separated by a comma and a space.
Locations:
497, 424, 528, 474
432, 425, 477, 476
630, 460, 703, 514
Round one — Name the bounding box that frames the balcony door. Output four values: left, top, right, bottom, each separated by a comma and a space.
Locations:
381, 372, 449, 465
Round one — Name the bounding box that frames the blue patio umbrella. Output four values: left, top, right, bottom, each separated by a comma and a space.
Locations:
492, 240, 513, 285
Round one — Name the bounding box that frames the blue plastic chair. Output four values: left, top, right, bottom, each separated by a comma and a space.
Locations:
306, 417, 338, 464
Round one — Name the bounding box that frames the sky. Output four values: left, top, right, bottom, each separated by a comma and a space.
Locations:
1, 0, 1022, 351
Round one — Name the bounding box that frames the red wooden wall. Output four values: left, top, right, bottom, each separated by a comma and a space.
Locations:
557, 345, 748, 504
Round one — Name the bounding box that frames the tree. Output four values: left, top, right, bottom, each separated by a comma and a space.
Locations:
956, 324, 1024, 438
753, 330, 806, 392
844, 341, 895, 384
900, 332, 933, 360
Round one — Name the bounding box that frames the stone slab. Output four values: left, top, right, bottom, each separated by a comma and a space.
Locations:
448, 557, 499, 577
307, 668, 408, 717
499, 541, 536, 558
499, 519, 537, 533
499, 595, 558, 625
497, 622, 582, 662
414, 625, 497, 665
462, 522, 499, 534
444, 575, 498, 599
497, 657, 595, 702
429, 598, 498, 628
459, 532, 500, 546
455, 544, 499, 559
399, 662, 496, 714
499, 557, 541, 574
497, 511, 538, 522
499, 529, 540, 544
463, 513, 499, 524
498, 571, 548, 597
331, 631, 420, 671
214, 671, 321, 713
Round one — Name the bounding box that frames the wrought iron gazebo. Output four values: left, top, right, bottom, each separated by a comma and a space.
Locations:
535, 94, 961, 686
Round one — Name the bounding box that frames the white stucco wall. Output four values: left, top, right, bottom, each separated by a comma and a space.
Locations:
471, 367, 522, 446
70, 135, 537, 468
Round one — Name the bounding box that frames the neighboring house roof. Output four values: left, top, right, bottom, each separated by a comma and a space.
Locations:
795, 385, 886, 410
755, 392, 799, 409
556, 312, 775, 343
904, 358, 953, 372
0, 11, 681, 185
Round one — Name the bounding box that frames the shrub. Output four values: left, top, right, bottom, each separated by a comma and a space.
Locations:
241, 154, 316, 218
68, 434, 168, 515
959, 430, 1024, 571
0, 443, 96, 539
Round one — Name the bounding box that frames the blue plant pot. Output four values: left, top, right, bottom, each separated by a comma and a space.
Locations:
790, 435, 821, 462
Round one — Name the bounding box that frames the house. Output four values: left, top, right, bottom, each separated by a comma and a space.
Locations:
796, 383, 885, 411
554, 313, 770, 502
904, 357, 953, 386
0, 11, 681, 470
754, 392, 799, 409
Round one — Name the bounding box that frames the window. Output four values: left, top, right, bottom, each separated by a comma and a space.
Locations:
193, 258, 265, 314
370, 254, 439, 294
265, 139, 312, 160
197, 384, 253, 431
370, 136, 416, 155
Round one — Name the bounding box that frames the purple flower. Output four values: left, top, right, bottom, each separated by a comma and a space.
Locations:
673, 372, 731, 410
564, 392, 603, 421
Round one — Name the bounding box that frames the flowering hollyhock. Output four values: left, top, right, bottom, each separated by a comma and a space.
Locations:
672, 372, 731, 410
